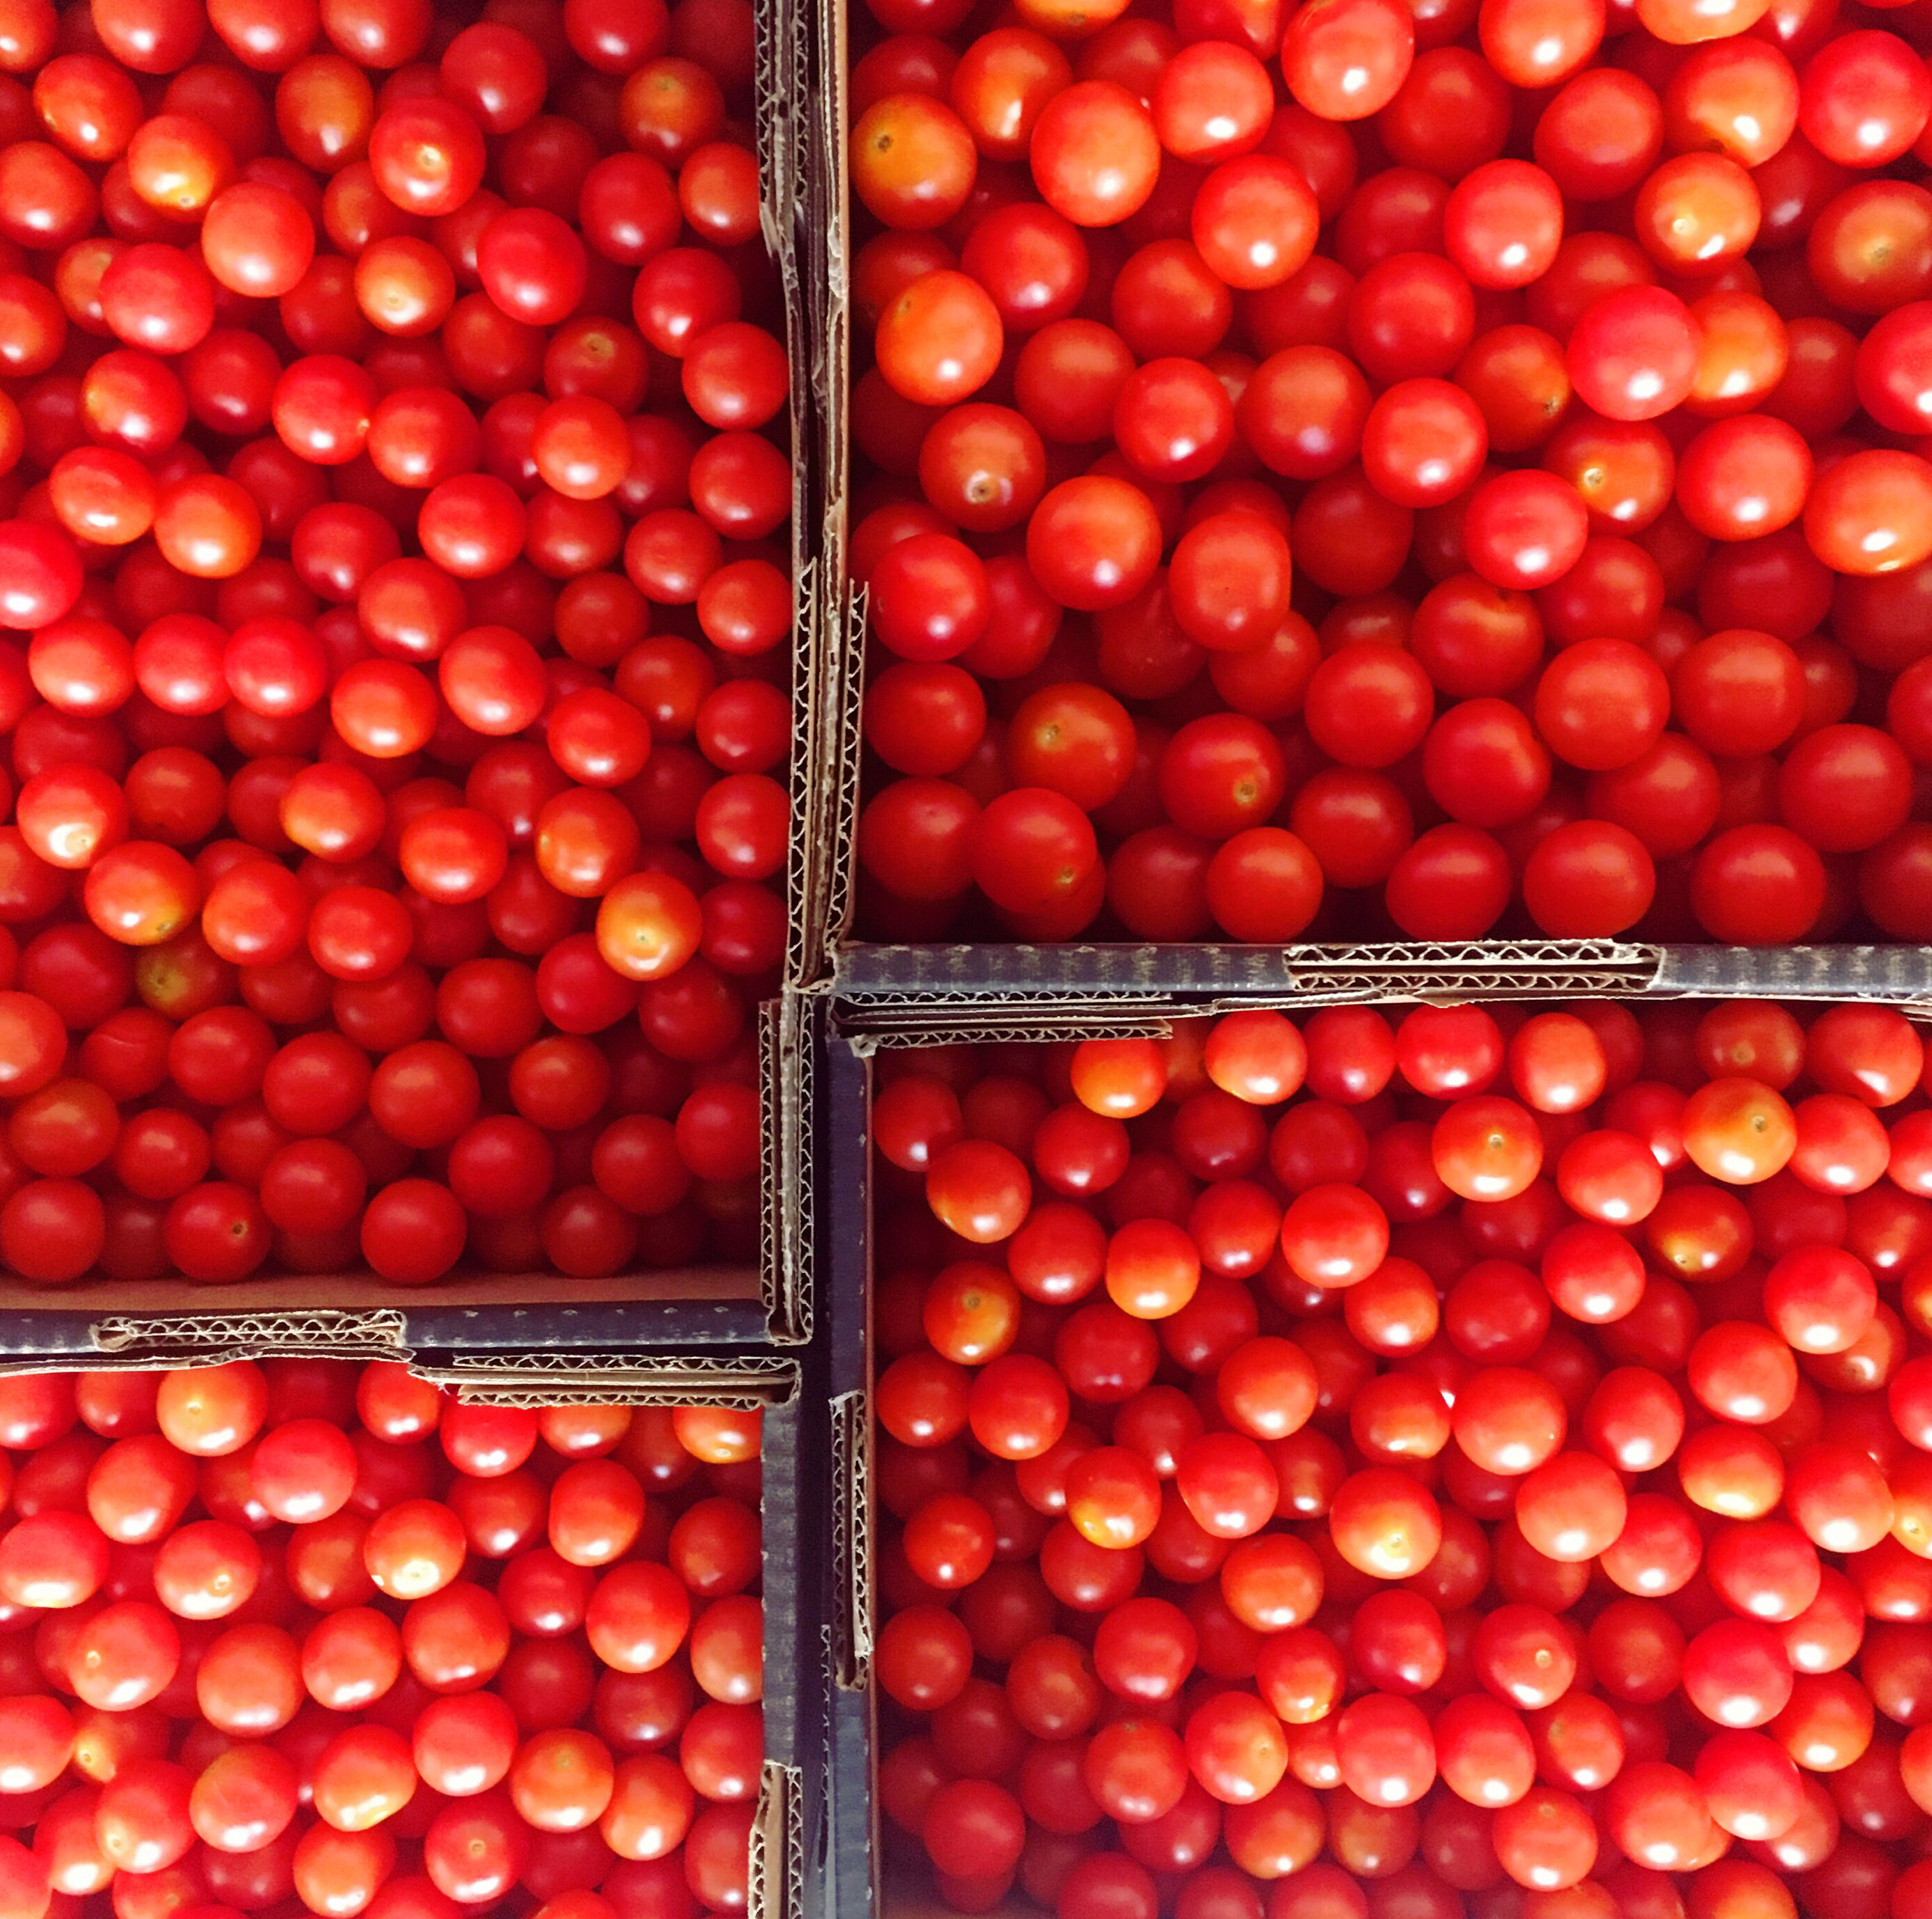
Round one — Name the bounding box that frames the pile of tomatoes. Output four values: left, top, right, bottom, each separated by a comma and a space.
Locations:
0, 1357, 764, 1919
847, 0, 1932, 945
869, 998, 1932, 1919
0, 0, 794, 1287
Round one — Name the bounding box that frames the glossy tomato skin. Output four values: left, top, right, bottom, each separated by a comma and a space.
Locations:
847, 0, 1932, 947
865, 1003, 1932, 1910
0, 0, 793, 1291
0, 1358, 766, 1916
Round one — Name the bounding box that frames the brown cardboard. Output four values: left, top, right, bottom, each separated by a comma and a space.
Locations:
830, 1384, 870, 1692
806, 0, 863, 975
0, 1332, 802, 1400
413, 1348, 801, 1406
751, 1758, 807, 1919
756, 0, 834, 1002
765, 0, 853, 994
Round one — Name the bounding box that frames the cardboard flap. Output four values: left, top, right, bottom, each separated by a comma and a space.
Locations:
749, 1760, 805, 1919
1648, 942, 1932, 1003
417, 1351, 802, 1408
831, 1387, 870, 1689
88, 1309, 410, 1365
821, 578, 867, 960
761, 991, 816, 1344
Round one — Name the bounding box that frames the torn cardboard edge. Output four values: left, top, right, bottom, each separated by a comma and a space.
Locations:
751, 1760, 808, 1919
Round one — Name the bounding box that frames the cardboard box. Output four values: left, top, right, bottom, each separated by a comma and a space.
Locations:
816, 986, 1929, 1918
827, 941, 1932, 1037
0, 0, 828, 1342
0, 1333, 821, 1919
799, 0, 1932, 1009
0, 989, 819, 1350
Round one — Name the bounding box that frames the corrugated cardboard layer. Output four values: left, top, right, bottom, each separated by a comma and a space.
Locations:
827, 942, 1932, 1036
756, 0, 833, 999
807, 0, 861, 969
835, 938, 1645, 996
763, 991, 819, 1346
414, 1349, 802, 1406
819, 580, 867, 970
0, 1292, 771, 1358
